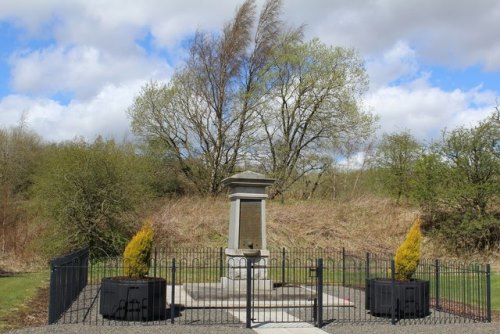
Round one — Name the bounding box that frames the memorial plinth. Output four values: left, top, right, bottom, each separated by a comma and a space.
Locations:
221, 171, 275, 290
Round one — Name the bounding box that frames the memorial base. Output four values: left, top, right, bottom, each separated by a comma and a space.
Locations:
224, 248, 273, 291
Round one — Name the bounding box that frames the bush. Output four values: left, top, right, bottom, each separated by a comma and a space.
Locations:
430, 212, 499, 251
373, 131, 421, 203
412, 110, 499, 252
32, 138, 154, 258
394, 217, 422, 281
0, 126, 42, 255
123, 221, 153, 278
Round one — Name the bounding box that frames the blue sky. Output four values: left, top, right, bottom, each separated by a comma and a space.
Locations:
426, 65, 500, 93
0, 0, 498, 143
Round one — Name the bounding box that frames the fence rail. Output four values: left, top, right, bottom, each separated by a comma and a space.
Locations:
48, 247, 492, 327
48, 247, 89, 324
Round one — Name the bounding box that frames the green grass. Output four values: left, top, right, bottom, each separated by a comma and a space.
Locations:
491, 272, 500, 311
0, 271, 49, 330
88, 259, 500, 312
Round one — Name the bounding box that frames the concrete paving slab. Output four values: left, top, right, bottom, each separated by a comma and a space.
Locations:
167, 284, 353, 308
228, 310, 329, 334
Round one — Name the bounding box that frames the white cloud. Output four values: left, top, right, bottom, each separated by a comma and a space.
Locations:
2, 0, 500, 69
9, 45, 169, 99
0, 0, 234, 52
366, 77, 496, 142
0, 81, 146, 142
361, 40, 496, 142
366, 40, 419, 90
0, 0, 499, 143
282, 0, 500, 71
336, 151, 368, 170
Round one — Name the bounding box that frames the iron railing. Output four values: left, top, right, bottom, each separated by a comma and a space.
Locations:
48, 247, 492, 327
48, 247, 89, 324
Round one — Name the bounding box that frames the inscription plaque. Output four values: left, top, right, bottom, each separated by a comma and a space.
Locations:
238, 199, 261, 249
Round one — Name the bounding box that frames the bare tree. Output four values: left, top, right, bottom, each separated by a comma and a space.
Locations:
129, 0, 283, 194
130, 0, 375, 197
256, 36, 374, 198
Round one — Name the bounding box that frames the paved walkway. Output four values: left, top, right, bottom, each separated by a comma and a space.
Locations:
229, 309, 329, 334
168, 284, 352, 308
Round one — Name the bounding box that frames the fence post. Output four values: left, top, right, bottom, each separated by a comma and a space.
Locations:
83, 250, 88, 287
171, 257, 176, 324
476, 264, 481, 320
366, 252, 370, 280
316, 258, 323, 328
281, 247, 286, 287
48, 263, 57, 324
342, 247, 346, 287
435, 259, 440, 311
246, 258, 252, 329
391, 259, 396, 325
219, 247, 224, 279
154, 247, 157, 278
312, 298, 317, 324
486, 264, 491, 322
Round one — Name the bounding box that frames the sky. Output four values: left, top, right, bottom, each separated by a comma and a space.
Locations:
0, 0, 499, 144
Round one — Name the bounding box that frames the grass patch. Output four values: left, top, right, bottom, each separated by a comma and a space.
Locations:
89, 255, 500, 311
491, 272, 500, 311
0, 272, 49, 330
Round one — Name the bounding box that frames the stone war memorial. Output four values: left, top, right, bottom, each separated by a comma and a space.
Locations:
47, 170, 493, 327
221, 170, 275, 290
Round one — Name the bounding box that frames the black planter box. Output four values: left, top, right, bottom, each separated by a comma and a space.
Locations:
100, 277, 166, 321
366, 278, 430, 318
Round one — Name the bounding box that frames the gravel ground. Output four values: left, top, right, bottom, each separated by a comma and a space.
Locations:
5, 324, 253, 334
5, 322, 498, 334
321, 322, 499, 334
9, 283, 495, 334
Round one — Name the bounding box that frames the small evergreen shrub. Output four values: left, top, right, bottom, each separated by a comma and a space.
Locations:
123, 220, 154, 278
394, 217, 422, 281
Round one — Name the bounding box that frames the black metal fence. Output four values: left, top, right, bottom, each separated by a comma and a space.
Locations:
48, 248, 89, 324
49, 247, 492, 327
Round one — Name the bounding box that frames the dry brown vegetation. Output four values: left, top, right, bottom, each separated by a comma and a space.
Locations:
266, 196, 418, 254
152, 194, 419, 254
152, 195, 499, 270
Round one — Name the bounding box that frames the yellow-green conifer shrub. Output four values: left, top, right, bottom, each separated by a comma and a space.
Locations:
394, 217, 422, 281
123, 220, 154, 278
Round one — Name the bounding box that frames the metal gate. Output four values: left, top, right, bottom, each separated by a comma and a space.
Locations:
50, 247, 492, 327
245, 256, 324, 328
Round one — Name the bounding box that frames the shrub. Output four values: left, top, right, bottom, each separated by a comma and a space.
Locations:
32, 138, 154, 259
394, 217, 422, 281
123, 221, 154, 278
431, 212, 499, 252
413, 110, 499, 252
374, 131, 421, 203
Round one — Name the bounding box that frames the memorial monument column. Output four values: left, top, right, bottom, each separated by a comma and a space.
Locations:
221, 171, 275, 290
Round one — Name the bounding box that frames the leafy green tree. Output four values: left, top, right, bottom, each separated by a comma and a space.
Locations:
440, 110, 499, 216
412, 151, 446, 215
413, 110, 499, 251
138, 139, 191, 196
257, 35, 374, 198
32, 138, 153, 258
128, 0, 375, 197
374, 131, 421, 203
129, 0, 282, 194
436, 110, 499, 250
